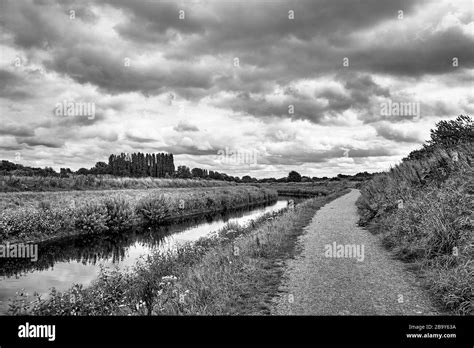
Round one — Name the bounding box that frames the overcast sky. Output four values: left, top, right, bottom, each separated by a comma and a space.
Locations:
0, 0, 472, 178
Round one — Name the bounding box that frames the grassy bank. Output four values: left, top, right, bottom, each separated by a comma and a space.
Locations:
10, 189, 350, 315
0, 175, 235, 193
0, 186, 277, 244
357, 142, 473, 315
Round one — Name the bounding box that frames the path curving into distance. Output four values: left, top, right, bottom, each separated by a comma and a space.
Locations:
272, 189, 440, 315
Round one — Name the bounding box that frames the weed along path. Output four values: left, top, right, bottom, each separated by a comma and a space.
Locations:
272, 189, 440, 315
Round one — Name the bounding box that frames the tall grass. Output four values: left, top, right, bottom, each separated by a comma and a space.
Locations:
358, 143, 472, 223
357, 143, 473, 315
0, 186, 277, 244
0, 175, 236, 192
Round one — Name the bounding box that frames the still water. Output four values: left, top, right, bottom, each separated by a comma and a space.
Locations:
0, 199, 289, 313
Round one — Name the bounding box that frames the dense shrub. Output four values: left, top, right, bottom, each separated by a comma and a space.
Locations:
103, 196, 134, 232
74, 202, 109, 234
135, 194, 172, 225
0, 208, 65, 242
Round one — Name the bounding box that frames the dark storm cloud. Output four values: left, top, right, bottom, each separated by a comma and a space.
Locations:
2, 0, 471, 107
0, 1, 59, 49
0, 0, 97, 49
154, 0, 421, 54
213, 92, 325, 123
45, 46, 214, 96
2, 0, 213, 97
0, 144, 24, 151
0, 70, 33, 100
0, 124, 35, 137
213, 73, 390, 123
107, 0, 206, 43
361, 27, 474, 76
112, 0, 471, 81
15, 136, 64, 148
342, 73, 391, 105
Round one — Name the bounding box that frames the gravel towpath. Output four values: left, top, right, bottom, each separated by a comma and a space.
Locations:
272, 189, 440, 315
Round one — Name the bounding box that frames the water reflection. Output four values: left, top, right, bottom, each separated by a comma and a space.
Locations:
0, 199, 289, 313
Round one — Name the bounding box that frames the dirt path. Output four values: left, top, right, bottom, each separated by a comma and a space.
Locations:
272, 189, 440, 315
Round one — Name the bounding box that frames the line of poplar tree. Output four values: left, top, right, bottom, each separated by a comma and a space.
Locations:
108, 152, 175, 177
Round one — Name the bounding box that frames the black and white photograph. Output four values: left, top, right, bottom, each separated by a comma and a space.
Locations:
0, 0, 472, 346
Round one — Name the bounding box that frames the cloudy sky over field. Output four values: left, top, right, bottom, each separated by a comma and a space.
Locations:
0, 0, 473, 178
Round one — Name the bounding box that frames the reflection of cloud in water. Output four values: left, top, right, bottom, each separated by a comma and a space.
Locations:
0, 200, 288, 313
0, 261, 101, 312
163, 200, 288, 248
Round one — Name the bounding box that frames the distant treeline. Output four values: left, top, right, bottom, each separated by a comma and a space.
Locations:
0, 161, 57, 177
108, 152, 175, 177
1, 153, 375, 183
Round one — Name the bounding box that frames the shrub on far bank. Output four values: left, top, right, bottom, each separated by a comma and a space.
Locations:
103, 196, 135, 232
135, 194, 172, 225
0, 207, 69, 242
75, 202, 109, 234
